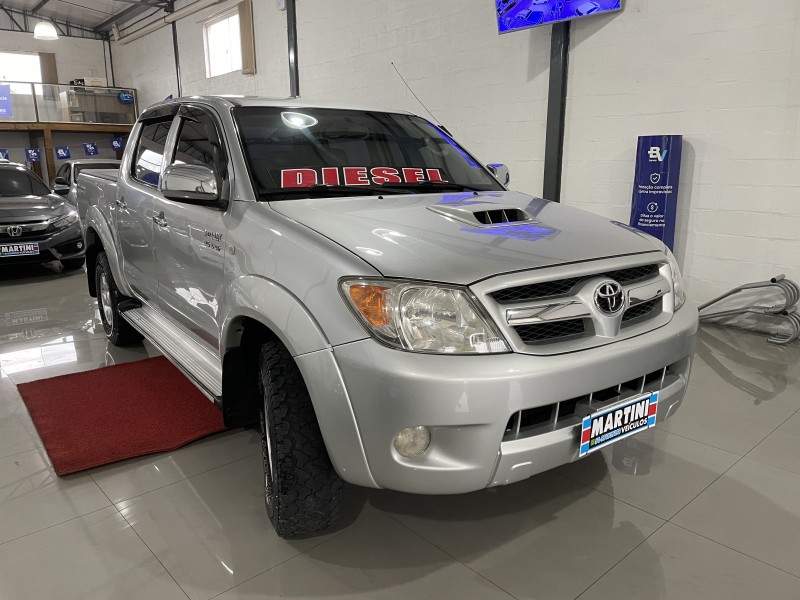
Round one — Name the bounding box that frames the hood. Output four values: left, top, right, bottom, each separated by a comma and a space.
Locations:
270, 191, 662, 284
0, 194, 70, 221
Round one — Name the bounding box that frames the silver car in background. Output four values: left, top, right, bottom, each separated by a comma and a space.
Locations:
53, 159, 121, 221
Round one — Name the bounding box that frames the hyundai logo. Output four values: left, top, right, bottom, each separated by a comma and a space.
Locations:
6, 225, 22, 237
594, 281, 624, 315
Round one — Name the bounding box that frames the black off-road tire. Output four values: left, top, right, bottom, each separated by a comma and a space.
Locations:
95, 251, 143, 347
61, 257, 86, 270
258, 340, 343, 538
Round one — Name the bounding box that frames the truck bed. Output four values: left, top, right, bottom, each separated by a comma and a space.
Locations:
76, 170, 119, 225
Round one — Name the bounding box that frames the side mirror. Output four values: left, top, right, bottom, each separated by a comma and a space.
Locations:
161, 163, 220, 204
54, 176, 69, 185
487, 163, 510, 186
53, 184, 70, 196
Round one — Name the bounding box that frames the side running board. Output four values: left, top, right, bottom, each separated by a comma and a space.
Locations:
121, 305, 223, 401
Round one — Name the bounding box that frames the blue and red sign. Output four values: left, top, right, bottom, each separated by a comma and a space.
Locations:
55, 146, 71, 160
25, 148, 41, 162
110, 137, 125, 151
83, 142, 99, 156
629, 135, 683, 250
0, 149, 8, 160
579, 392, 658, 457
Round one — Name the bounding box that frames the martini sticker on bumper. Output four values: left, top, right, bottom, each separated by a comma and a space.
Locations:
0, 242, 40, 257
579, 392, 658, 457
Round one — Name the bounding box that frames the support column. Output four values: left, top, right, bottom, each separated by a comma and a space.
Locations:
286, 0, 299, 97
542, 22, 570, 203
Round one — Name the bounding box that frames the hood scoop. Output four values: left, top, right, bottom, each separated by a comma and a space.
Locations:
427, 205, 535, 227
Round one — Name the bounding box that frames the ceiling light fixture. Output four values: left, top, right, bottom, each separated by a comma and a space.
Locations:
33, 21, 59, 41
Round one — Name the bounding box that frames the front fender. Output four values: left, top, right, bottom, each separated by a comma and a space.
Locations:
220, 274, 334, 357
85, 204, 133, 297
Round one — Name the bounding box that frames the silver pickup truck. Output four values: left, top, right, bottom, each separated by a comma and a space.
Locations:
78, 96, 697, 538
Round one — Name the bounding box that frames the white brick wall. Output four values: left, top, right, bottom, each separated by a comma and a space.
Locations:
111, 0, 289, 112
0, 30, 110, 84
563, 0, 800, 330
111, 27, 177, 112
296, 0, 551, 195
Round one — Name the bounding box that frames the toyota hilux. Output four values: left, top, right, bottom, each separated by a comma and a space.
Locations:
78, 97, 697, 538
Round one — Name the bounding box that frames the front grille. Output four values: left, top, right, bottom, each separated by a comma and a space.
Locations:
515, 319, 586, 344
622, 298, 660, 324
503, 364, 678, 441
0, 221, 50, 241
492, 263, 660, 304
0, 231, 42, 241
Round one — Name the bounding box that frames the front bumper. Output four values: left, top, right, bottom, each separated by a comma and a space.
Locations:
330, 304, 698, 494
0, 223, 85, 265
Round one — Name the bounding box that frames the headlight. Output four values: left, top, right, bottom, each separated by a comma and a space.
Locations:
664, 248, 686, 310
340, 279, 509, 354
52, 211, 79, 230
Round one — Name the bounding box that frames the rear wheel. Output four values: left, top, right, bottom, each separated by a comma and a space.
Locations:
95, 251, 142, 347
258, 339, 342, 538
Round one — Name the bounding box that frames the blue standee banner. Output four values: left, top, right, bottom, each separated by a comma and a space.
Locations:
629, 135, 683, 250
25, 148, 41, 162
83, 142, 99, 156
55, 146, 71, 160
0, 149, 8, 160
110, 137, 125, 151
0, 85, 11, 118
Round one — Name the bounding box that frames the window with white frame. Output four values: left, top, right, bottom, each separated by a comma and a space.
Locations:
203, 9, 242, 78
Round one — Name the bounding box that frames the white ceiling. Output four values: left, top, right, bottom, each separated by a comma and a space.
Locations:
2, 0, 166, 31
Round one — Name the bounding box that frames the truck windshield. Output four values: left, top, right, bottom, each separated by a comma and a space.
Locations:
0, 169, 51, 197
232, 107, 505, 199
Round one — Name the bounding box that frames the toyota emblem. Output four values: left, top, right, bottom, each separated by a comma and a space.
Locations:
594, 281, 624, 314
7, 225, 22, 237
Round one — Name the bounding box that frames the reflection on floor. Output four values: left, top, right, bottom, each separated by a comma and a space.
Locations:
1, 263, 799, 600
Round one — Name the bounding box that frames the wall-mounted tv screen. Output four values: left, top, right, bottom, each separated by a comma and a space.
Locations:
496, 0, 621, 33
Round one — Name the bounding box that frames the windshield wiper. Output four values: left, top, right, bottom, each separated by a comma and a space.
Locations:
258, 184, 412, 200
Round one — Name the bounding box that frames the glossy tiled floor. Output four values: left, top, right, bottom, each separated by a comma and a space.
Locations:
1, 262, 799, 600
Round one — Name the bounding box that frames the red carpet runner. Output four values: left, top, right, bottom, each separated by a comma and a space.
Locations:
17, 356, 226, 476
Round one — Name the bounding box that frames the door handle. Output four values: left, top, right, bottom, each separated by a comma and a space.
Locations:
115, 197, 127, 209
153, 212, 168, 228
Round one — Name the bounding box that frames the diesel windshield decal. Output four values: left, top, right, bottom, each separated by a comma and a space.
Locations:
280, 167, 447, 188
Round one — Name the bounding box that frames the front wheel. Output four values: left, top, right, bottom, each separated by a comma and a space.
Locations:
258, 340, 342, 538
95, 251, 143, 347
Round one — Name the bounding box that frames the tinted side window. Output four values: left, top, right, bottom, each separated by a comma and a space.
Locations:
131, 121, 172, 186
172, 112, 221, 171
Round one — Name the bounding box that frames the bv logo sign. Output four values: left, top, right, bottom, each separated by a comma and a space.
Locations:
648, 146, 668, 162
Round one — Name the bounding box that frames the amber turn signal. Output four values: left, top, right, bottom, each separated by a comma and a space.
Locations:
348, 284, 391, 327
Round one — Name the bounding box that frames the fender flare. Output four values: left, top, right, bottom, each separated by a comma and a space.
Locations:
220, 275, 378, 487
85, 205, 133, 297
220, 274, 331, 357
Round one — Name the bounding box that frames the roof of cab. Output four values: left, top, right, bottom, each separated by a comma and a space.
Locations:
140, 95, 416, 119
